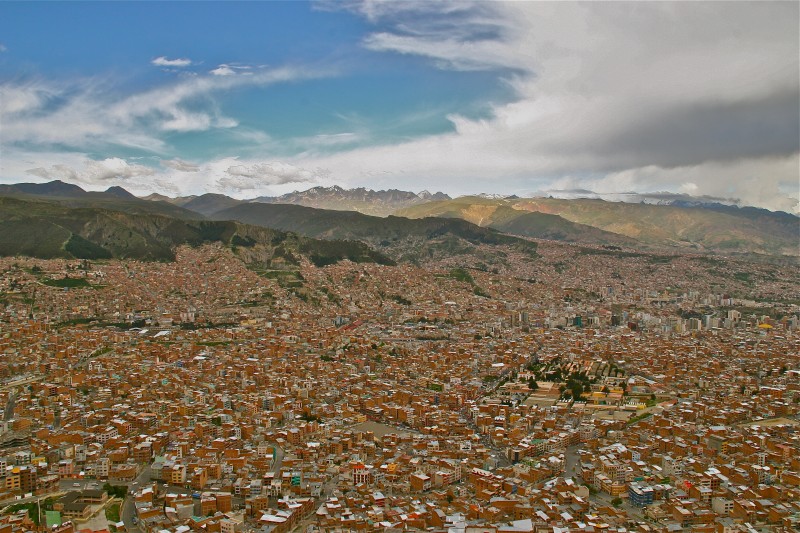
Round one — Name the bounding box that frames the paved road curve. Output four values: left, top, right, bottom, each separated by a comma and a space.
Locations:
121, 466, 151, 533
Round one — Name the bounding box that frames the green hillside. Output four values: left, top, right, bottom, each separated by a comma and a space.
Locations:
0, 196, 392, 267
209, 202, 538, 263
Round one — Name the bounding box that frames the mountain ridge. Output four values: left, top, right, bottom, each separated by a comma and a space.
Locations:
3, 180, 797, 256
398, 196, 799, 256
0, 180, 202, 220
0, 195, 393, 267
250, 186, 451, 216
208, 202, 539, 264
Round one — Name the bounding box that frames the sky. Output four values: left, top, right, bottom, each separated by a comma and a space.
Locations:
0, 1, 798, 212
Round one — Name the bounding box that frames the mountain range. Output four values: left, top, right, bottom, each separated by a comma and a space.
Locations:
144, 186, 451, 217
134, 185, 797, 256
0, 188, 392, 267
0, 180, 199, 220
397, 196, 799, 256
0, 181, 534, 265
208, 202, 538, 264
0, 180, 797, 261
251, 186, 451, 217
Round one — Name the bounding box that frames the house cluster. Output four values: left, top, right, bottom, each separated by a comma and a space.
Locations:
0, 242, 798, 533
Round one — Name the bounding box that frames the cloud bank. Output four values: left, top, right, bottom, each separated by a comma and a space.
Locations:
1, 150, 329, 198
0, 65, 322, 153
0, 2, 797, 212
27, 157, 154, 185
304, 1, 799, 212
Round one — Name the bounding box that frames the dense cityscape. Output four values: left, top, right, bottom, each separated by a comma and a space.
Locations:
1, 238, 798, 533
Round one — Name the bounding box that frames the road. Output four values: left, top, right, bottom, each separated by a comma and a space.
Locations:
0, 374, 43, 393
0, 478, 103, 508
71, 346, 112, 372
121, 465, 151, 533
58, 479, 102, 492
0, 491, 66, 509
0, 466, 151, 520
3, 390, 17, 421
562, 446, 652, 523
121, 493, 139, 532
270, 443, 285, 473
563, 445, 583, 480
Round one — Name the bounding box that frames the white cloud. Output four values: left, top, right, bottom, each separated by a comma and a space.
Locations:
0, 44, 7, 53
364, 32, 515, 71
0, 148, 335, 199
300, 1, 799, 212
26, 157, 155, 185
210, 64, 256, 77
578, 156, 800, 215
222, 161, 325, 191
0, 66, 321, 151
210, 65, 236, 76
158, 109, 214, 132
151, 56, 192, 67
308, 132, 359, 146
160, 158, 200, 172
327, 0, 481, 25
0, 83, 53, 115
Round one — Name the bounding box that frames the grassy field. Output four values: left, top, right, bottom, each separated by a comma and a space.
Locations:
105, 502, 120, 523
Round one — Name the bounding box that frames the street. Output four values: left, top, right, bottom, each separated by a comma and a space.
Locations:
58, 479, 102, 492
3, 390, 17, 421
270, 443, 284, 473
563, 445, 582, 480
0, 375, 43, 392
120, 465, 151, 533
562, 445, 650, 523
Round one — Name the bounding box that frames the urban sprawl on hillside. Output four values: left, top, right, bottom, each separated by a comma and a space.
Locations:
1, 241, 798, 533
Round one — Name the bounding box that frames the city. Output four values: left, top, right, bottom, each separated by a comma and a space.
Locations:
0, 239, 798, 532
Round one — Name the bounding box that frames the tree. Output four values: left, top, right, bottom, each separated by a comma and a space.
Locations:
611, 497, 623, 507
528, 379, 539, 391
570, 383, 584, 400
103, 484, 128, 499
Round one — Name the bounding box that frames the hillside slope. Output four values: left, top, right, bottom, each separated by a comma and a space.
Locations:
0, 180, 201, 220
397, 200, 638, 247
209, 202, 538, 263
399, 196, 799, 255
0, 196, 392, 267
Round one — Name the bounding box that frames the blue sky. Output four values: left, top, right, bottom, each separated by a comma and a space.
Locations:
0, 1, 798, 212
